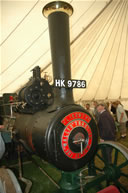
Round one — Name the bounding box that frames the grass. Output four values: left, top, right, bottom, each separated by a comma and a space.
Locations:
21, 159, 61, 193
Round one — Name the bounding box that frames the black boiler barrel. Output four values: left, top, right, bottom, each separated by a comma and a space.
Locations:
43, 1, 74, 106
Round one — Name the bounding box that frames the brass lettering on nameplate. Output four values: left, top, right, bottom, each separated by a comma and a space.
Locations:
54, 79, 86, 88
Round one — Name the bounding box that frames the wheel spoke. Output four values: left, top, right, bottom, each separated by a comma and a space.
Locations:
93, 142, 128, 193
113, 149, 118, 165
101, 146, 108, 161
94, 166, 103, 172
118, 160, 128, 169
115, 180, 128, 193
96, 153, 106, 164
120, 172, 128, 178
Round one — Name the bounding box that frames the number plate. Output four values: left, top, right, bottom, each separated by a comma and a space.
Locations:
54, 79, 86, 88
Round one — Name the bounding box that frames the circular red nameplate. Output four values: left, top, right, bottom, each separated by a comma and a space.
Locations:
61, 112, 92, 160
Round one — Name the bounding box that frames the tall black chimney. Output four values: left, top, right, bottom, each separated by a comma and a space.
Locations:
43, 1, 74, 107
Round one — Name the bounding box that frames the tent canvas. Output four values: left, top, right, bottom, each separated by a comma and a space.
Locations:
0, 0, 128, 108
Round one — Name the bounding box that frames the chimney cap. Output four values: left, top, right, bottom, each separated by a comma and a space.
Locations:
43, 1, 73, 18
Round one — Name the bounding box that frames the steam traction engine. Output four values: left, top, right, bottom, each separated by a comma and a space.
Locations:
14, 1, 98, 173
1, 1, 128, 193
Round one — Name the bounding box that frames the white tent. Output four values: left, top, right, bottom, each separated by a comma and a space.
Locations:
0, 0, 128, 108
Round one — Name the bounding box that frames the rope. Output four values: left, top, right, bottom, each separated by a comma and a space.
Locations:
120, 12, 128, 98
72, 0, 118, 79
0, 0, 40, 46
107, 0, 128, 99
94, 0, 128, 100
0, 28, 48, 76
0, 0, 113, 91
81, 0, 126, 100
0, 0, 96, 76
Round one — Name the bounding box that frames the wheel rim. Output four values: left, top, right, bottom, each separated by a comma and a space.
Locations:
87, 141, 128, 192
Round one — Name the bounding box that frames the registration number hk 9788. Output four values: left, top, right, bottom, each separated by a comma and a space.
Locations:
54, 79, 86, 88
